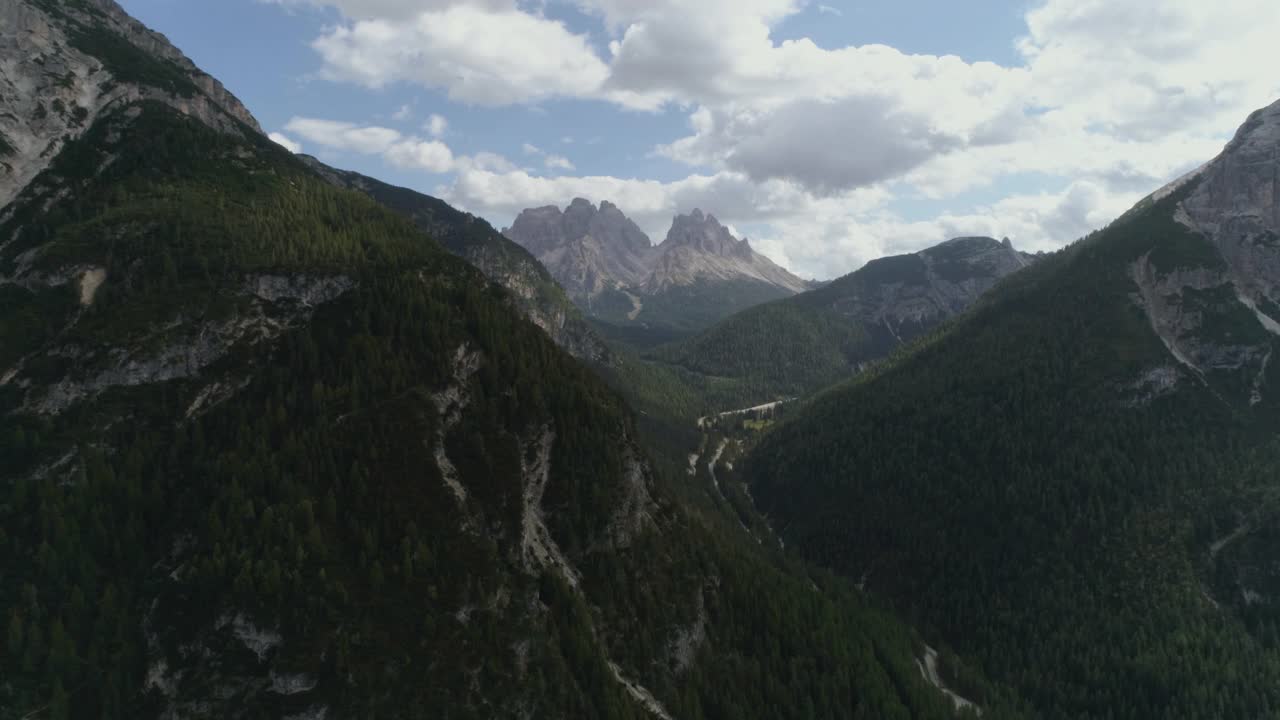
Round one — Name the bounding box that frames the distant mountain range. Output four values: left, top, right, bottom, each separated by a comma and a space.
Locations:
648, 235, 1037, 402
505, 199, 812, 337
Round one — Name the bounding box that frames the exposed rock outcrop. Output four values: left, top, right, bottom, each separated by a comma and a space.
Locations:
1126, 98, 1280, 405
0, 0, 260, 209
12, 274, 353, 415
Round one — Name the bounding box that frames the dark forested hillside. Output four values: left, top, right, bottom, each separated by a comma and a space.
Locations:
0, 2, 1011, 717
746, 99, 1280, 719
0, 97, 993, 720
649, 237, 1034, 405
296, 157, 612, 363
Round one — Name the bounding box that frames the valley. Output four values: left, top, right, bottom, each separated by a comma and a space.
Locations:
4, 1, 1280, 719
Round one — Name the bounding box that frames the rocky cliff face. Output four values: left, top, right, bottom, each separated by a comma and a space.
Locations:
643, 210, 810, 294
0, 0, 260, 209
1124, 98, 1280, 405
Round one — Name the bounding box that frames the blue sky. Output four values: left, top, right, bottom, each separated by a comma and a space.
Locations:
118, 0, 1280, 278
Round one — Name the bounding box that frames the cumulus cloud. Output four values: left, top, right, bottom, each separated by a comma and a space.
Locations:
425, 113, 448, 137
522, 143, 576, 172
271, 0, 1280, 278
268, 132, 302, 153
1019, 0, 1280, 140
661, 96, 969, 195
264, 0, 515, 22
309, 5, 611, 105
284, 117, 457, 173
543, 154, 575, 171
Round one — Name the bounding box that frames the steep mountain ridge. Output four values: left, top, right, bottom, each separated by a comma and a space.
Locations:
0, 0, 260, 207
296, 157, 611, 363
744, 98, 1280, 718
649, 234, 1035, 403
505, 200, 811, 334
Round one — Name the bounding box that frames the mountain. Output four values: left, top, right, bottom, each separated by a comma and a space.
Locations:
742, 98, 1280, 718
505, 201, 812, 337
504, 198, 657, 304
0, 2, 1003, 718
0, 0, 260, 207
643, 209, 811, 295
650, 235, 1035, 403
296, 158, 611, 363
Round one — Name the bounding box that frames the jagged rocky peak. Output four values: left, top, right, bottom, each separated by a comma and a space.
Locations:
0, 0, 262, 208
506, 197, 653, 256
505, 204, 569, 256
1119, 97, 1280, 406
646, 210, 810, 294
1171, 97, 1280, 310
562, 197, 597, 240
505, 197, 656, 302
1181, 97, 1280, 241
662, 208, 747, 256
509, 197, 810, 327
595, 199, 653, 255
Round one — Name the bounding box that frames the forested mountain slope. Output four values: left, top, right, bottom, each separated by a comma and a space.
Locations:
0, 1, 1006, 718
297, 157, 611, 364
746, 98, 1280, 719
649, 236, 1034, 404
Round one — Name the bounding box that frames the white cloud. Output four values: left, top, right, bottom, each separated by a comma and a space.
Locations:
425, 113, 448, 137
543, 154, 575, 171
309, 5, 612, 105
384, 138, 455, 173
284, 117, 456, 173
460, 151, 518, 173
268, 132, 303, 153
283, 117, 401, 154
273, 0, 1280, 278
1019, 0, 1280, 140
264, 0, 515, 22
817, 4, 841, 16
391, 104, 412, 121
522, 142, 576, 172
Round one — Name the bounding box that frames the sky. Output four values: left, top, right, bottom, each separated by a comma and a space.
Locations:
119, 0, 1280, 280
